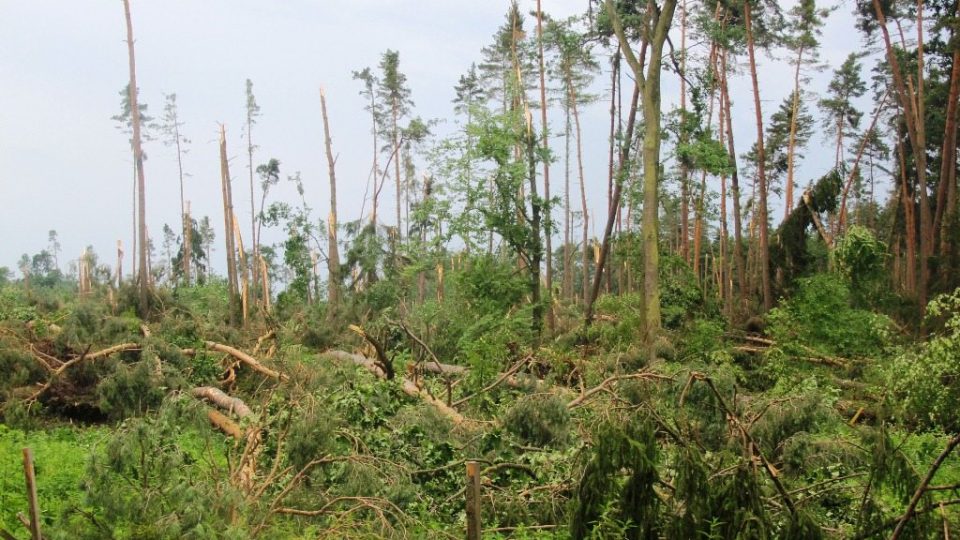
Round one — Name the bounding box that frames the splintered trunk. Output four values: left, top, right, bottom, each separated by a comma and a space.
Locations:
744, 3, 773, 311
721, 49, 746, 311
233, 214, 249, 325
320, 88, 341, 312
219, 126, 240, 326
116, 240, 123, 287
536, 0, 554, 332
123, 0, 149, 316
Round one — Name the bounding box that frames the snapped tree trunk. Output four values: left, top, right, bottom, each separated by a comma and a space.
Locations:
219, 126, 240, 326
320, 87, 341, 312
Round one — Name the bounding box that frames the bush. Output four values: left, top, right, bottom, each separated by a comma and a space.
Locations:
767, 273, 892, 359
503, 394, 571, 447
886, 289, 960, 430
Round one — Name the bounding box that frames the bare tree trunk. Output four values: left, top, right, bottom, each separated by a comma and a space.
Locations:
219, 125, 240, 326
122, 0, 150, 317
569, 75, 590, 306
935, 48, 960, 281
784, 46, 804, 221
872, 0, 930, 308
563, 95, 573, 302
174, 111, 190, 285
246, 97, 258, 308
898, 135, 918, 296
536, 0, 554, 332
721, 48, 746, 311
679, 0, 690, 263
320, 88, 341, 313
744, 2, 773, 311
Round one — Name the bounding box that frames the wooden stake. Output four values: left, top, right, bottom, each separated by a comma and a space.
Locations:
22, 448, 41, 540
466, 461, 482, 540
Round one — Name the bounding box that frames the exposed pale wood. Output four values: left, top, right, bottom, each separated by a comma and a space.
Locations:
192, 386, 253, 418
206, 408, 244, 439
203, 341, 287, 381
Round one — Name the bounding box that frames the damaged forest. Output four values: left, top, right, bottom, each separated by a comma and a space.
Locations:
6, 0, 960, 538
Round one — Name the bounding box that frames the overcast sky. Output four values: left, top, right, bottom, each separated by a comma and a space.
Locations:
0, 0, 877, 276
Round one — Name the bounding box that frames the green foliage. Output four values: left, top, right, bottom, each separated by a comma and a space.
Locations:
504, 394, 571, 447
63, 398, 244, 539
767, 273, 892, 359
571, 417, 660, 540
834, 225, 888, 304
0, 425, 107, 535
886, 288, 960, 429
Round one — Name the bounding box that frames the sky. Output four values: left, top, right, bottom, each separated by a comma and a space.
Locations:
0, 0, 880, 277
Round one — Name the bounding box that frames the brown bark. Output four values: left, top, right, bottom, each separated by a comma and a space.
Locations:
935, 48, 960, 279
744, 2, 773, 311
536, 0, 554, 332
721, 48, 747, 311
838, 91, 889, 232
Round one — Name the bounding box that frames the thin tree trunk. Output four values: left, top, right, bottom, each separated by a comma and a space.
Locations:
680, 0, 690, 263
320, 87, 341, 313
570, 75, 590, 306
872, 0, 930, 307
219, 125, 240, 326
744, 2, 773, 311
393, 98, 402, 243
246, 97, 258, 308
785, 46, 804, 221
536, 0, 554, 332
898, 134, 918, 295
123, 0, 149, 316
721, 48, 746, 311
935, 48, 960, 281
563, 93, 573, 302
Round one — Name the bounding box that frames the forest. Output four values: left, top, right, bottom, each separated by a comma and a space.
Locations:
2, 0, 960, 537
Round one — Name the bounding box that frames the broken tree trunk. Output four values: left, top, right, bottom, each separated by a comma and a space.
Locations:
192, 386, 253, 418
203, 341, 288, 381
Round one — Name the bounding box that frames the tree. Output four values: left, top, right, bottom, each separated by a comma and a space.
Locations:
244, 79, 261, 304
160, 92, 192, 284
353, 67, 383, 225
47, 230, 60, 271
198, 216, 215, 281
219, 125, 240, 325
782, 0, 829, 219
377, 50, 414, 243
111, 83, 153, 281
546, 15, 599, 303
122, 0, 151, 316
818, 53, 867, 174
600, 0, 678, 344
320, 87, 342, 313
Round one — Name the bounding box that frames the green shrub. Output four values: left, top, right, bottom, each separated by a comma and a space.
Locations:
886, 288, 960, 430
767, 273, 892, 359
504, 394, 571, 447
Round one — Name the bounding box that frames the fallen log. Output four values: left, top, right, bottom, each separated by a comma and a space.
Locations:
203, 341, 288, 381
206, 408, 244, 439
192, 386, 253, 418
